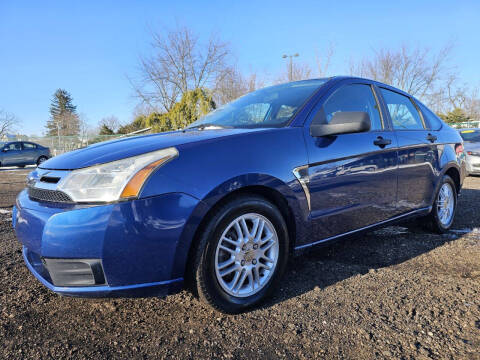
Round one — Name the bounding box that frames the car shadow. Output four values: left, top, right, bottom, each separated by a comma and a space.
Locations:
260, 185, 480, 310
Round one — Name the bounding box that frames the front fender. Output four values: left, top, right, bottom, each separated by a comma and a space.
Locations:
170, 173, 311, 279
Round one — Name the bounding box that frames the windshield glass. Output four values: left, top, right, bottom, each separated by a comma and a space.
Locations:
187, 79, 328, 129
459, 129, 480, 142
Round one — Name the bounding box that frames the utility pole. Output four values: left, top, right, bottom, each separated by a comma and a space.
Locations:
282, 53, 299, 81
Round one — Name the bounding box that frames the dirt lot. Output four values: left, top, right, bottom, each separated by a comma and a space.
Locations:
1, 167, 479, 359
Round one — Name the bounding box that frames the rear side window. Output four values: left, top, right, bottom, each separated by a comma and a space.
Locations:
417, 102, 443, 130
323, 84, 383, 130
380, 88, 424, 130
23, 143, 37, 149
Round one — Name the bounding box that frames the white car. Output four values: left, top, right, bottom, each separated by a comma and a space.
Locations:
459, 129, 480, 175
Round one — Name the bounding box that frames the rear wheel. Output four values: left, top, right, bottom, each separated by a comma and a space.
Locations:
37, 156, 48, 166
424, 175, 457, 233
192, 195, 289, 313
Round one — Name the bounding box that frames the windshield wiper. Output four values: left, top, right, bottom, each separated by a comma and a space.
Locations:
184, 123, 231, 131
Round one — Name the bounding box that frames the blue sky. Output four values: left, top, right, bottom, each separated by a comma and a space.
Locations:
1, 0, 479, 135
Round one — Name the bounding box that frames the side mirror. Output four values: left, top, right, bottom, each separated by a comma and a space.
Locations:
2, 148, 8, 152
310, 111, 371, 137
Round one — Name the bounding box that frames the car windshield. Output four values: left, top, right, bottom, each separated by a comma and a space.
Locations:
459, 129, 480, 142
187, 79, 328, 129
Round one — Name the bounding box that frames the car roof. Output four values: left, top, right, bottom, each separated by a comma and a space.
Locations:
297, 76, 415, 98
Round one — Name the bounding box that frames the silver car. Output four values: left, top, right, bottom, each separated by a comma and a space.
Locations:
0, 141, 50, 168
459, 128, 480, 175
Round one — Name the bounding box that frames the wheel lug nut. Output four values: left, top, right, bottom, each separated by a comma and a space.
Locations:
241, 260, 246, 266
252, 259, 257, 265
242, 245, 246, 251
253, 244, 258, 250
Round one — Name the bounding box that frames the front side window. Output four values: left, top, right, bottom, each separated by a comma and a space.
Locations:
5, 142, 21, 151
380, 88, 424, 130
322, 84, 383, 130
187, 79, 328, 129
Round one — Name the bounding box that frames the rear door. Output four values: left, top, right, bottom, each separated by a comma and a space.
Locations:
303, 80, 399, 241
21, 142, 38, 164
378, 87, 440, 213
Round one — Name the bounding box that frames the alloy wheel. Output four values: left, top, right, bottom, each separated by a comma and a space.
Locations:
437, 183, 455, 226
214, 213, 279, 298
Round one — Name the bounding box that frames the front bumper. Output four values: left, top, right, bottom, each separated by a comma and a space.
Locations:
466, 154, 480, 175
14, 189, 200, 297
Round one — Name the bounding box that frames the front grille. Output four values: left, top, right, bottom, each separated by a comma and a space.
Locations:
28, 187, 73, 203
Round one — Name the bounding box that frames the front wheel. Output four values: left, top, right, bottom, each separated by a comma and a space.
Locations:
425, 175, 457, 233
192, 195, 289, 313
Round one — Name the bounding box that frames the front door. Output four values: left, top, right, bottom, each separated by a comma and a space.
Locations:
2, 142, 24, 166
303, 81, 399, 241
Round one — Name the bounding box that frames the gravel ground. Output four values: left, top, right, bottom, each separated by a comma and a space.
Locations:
0, 168, 479, 359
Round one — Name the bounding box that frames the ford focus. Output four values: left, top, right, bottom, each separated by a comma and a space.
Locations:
13, 77, 466, 313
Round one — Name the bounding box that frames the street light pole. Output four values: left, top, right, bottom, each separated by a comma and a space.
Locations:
282, 53, 299, 81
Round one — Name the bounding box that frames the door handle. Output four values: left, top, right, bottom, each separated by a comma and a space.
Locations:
373, 136, 392, 148
426, 133, 437, 143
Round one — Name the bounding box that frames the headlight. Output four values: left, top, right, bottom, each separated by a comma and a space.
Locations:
57, 147, 178, 203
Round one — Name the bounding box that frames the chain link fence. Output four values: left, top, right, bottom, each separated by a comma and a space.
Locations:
449, 121, 480, 129
3, 128, 153, 156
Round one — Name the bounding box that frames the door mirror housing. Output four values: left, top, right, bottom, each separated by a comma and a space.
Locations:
310, 111, 371, 137
2, 147, 8, 152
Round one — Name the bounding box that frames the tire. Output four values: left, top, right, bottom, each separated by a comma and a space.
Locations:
424, 175, 457, 233
37, 156, 48, 166
192, 195, 289, 313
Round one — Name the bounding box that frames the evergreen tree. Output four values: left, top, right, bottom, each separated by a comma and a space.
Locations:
117, 115, 147, 134
99, 124, 114, 135
46, 89, 80, 136
146, 88, 216, 133
438, 108, 471, 124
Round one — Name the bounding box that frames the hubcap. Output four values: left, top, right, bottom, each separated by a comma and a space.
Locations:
214, 213, 279, 297
437, 183, 454, 226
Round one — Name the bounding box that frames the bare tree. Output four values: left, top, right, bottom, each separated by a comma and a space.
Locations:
465, 89, 480, 122
427, 73, 480, 121
78, 113, 91, 144
131, 25, 231, 112
99, 115, 121, 133
350, 44, 452, 100
277, 62, 312, 83
315, 42, 335, 77
0, 109, 18, 138
214, 67, 264, 105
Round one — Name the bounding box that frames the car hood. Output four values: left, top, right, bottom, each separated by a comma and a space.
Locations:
40, 128, 265, 170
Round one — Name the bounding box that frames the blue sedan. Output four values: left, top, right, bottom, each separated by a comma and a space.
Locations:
0, 141, 50, 167
13, 77, 466, 313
